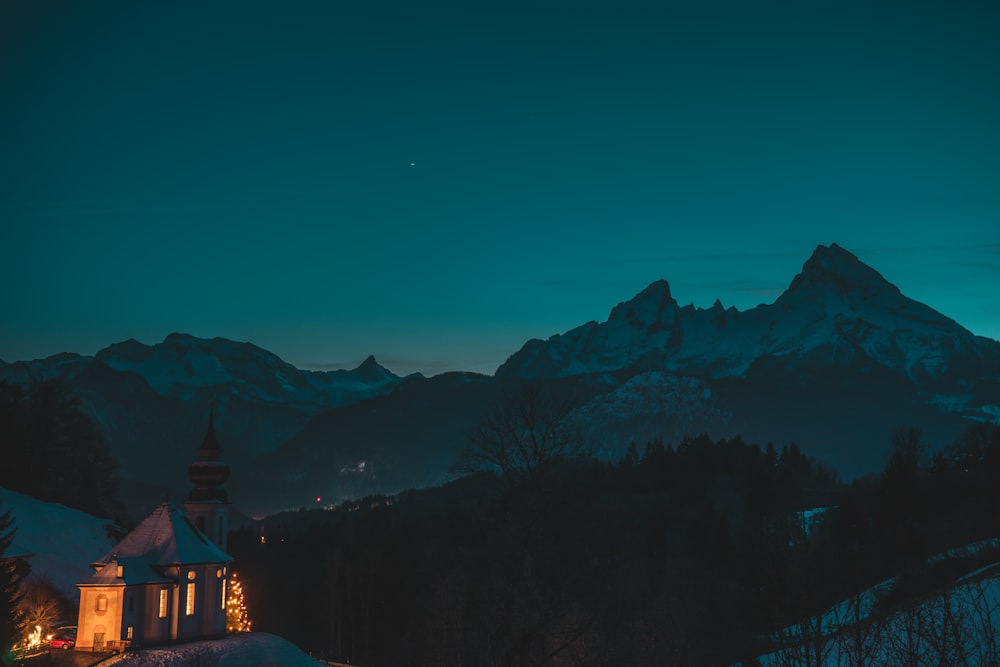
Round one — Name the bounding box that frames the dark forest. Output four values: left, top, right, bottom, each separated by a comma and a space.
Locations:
231, 417, 1000, 666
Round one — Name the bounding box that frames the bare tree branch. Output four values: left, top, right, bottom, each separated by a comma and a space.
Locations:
455, 381, 588, 492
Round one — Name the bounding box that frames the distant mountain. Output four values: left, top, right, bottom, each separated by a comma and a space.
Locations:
241, 244, 999, 513
4, 245, 998, 516
491, 244, 1000, 478
95, 333, 401, 407
0, 334, 403, 499
497, 244, 1000, 385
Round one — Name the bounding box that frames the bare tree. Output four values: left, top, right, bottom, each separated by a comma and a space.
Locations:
17, 576, 65, 641
770, 613, 833, 667
455, 381, 588, 493
835, 593, 886, 667
955, 576, 1000, 666
921, 590, 973, 667
453, 382, 593, 667
882, 596, 929, 667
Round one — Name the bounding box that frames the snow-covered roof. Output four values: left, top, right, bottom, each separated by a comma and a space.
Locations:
94, 502, 230, 569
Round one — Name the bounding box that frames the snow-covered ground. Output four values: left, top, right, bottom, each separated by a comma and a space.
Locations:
759, 542, 1000, 666
0, 488, 328, 666
99, 633, 327, 667
0, 486, 116, 596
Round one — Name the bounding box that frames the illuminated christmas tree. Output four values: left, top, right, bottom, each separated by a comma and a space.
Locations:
226, 573, 252, 633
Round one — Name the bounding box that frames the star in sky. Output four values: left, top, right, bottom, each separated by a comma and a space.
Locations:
0, 1, 997, 375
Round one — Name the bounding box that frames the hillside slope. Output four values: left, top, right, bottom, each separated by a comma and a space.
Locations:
0, 486, 116, 597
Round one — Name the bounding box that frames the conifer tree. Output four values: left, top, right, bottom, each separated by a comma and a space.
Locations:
0, 502, 26, 661
226, 573, 251, 633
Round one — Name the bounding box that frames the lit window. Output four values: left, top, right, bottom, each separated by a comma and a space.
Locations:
186, 583, 195, 616
158, 589, 168, 618
187, 570, 196, 581
117, 565, 123, 578
96, 595, 108, 612
126, 626, 133, 640
216, 568, 222, 579
221, 579, 226, 610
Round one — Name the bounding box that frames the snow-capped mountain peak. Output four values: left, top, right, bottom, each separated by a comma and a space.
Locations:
783, 243, 900, 301
496, 244, 1000, 384
355, 354, 393, 382
608, 279, 679, 331
0, 335, 405, 489
95, 333, 312, 399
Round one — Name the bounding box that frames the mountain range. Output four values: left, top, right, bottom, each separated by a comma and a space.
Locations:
499, 243, 996, 384
3, 244, 998, 516
0, 334, 404, 510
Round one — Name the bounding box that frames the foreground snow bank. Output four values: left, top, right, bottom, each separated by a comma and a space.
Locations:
101, 633, 326, 667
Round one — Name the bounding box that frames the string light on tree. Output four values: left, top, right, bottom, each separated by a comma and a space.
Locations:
21, 625, 42, 650
226, 573, 252, 633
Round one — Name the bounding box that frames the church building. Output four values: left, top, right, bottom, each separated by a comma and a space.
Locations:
75, 408, 233, 651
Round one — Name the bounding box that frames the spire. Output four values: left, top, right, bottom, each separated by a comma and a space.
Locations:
197, 402, 224, 460
187, 404, 230, 502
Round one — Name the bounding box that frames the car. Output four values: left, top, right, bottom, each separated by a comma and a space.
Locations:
49, 626, 77, 650
48, 635, 74, 650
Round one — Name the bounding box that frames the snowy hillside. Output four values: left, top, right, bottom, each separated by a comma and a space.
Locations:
0, 486, 116, 597
759, 551, 1000, 666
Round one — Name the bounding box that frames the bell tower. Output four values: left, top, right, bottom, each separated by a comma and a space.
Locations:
184, 404, 231, 552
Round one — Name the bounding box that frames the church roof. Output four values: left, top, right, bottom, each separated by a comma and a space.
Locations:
79, 556, 172, 586
94, 502, 230, 569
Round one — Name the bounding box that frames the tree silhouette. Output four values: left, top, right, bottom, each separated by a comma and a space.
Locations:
455, 381, 588, 494
17, 576, 67, 647
0, 379, 117, 516
0, 502, 26, 660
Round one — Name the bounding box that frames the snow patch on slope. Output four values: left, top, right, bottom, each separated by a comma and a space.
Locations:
0, 486, 116, 597
571, 372, 732, 455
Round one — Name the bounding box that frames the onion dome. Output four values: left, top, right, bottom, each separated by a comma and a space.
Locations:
187, 404, 230, 502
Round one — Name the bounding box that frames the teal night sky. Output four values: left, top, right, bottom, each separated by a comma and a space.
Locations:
2, 1, 998, 375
